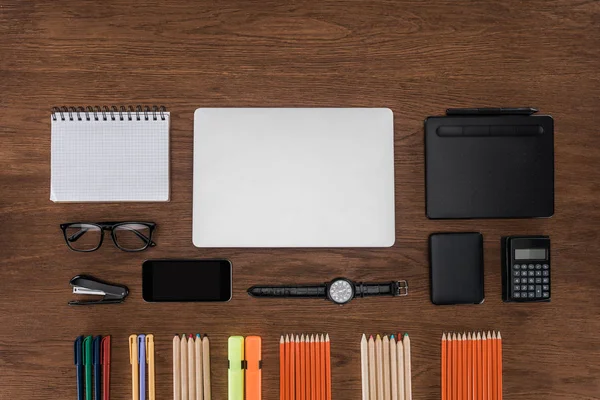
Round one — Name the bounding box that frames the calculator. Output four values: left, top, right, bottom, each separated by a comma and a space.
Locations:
502, 236, 551, 302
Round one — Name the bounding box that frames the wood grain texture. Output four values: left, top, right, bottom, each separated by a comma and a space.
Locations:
1, 0, 599, 399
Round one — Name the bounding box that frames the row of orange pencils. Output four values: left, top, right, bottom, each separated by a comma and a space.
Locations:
280, 334, 331, 400
441, 331, 502, 400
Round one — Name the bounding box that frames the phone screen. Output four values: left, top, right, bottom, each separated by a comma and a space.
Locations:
142, 259, 232, 302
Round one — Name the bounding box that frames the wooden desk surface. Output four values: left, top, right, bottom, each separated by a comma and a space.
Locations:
1, 1, 599, 399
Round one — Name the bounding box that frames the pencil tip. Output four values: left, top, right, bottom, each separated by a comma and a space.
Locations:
497, 332, 502, 339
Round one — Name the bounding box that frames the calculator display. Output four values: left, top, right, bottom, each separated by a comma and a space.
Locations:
515, 248, 547, 260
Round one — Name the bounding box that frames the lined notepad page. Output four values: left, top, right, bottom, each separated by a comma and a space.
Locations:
50, 114, 170, 202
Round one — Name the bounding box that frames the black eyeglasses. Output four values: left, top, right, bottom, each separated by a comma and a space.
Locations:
60, 222, 156, 252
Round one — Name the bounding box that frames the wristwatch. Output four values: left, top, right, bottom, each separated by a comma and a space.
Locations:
247, 277, 408, 305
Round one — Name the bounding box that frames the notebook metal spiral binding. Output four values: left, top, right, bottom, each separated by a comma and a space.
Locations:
51, 105, 167, 121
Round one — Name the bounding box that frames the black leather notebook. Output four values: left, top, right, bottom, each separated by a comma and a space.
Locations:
430, 232, 484, 305
425, 111, 554, 219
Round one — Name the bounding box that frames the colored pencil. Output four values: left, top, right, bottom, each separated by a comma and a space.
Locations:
202, 336, 211, 400
305, 336, 311, 400
457, 334, 462, 400
311, 335, 316, 400
390, 336, 398, 400
467, 332, 472, 400
300, 335, 306, 400
325, 334, 331, 400
397, 336, 405, 400
383, 335, 391, 400
181, 335, 188, 400
173, 335, 181, 400
403, 334, 412, 400
368, 336, 376, 400
497, 332, 502, 400
295, 335, 301, 400
441, 333, 447, 400
376, 335, 384, 400
188, 335, 195, 400
280, 337, 284, 400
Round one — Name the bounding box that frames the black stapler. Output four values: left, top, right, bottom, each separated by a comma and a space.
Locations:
69, 275, 129, 305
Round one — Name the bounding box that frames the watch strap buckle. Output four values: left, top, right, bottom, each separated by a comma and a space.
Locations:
395, 280, 409, 296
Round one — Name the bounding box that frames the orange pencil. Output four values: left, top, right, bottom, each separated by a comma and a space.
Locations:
295, 335, 301, 400
285, 335, 291, 400
476, 332, 482, 400
300, 335, 305, 400
497, 332, 502, 400
447, 333, 453, 400
280, 336, 285, 400
492, 332, 497, 400
317, 335, 323, 400
310, 335, 316, 400
325, 334, 331, 400
441, 333, 447, 400
487, 332, 493, 400
467, 333, 472, 400
461, 332, 469, 400
291, 335, 296, 400
452, 333, 458, 400
483, 332, 488, 400
457, 334, 463, 400
306, 335, 311, 400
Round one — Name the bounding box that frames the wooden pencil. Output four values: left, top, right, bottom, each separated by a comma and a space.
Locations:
487, 331, 493, 400
317, 335, 323, 400
376, 335, 384, 400
461, 332, 469, 400
441, 333, 447, 400
306, 335, 311, 400
477, 332, 483, 400
397, 336, 405, 400
368, 335, 377, 400
483, 332, 488, 400
383, 335, 391, 400
452, 333, 458, 400
454, 333, 464, 399
497, 332, 502, 400
467, 332, 472, 400
202, 336, 211, 400
310, 335, 316, 400
403, 334, 412, 400
280, 337, 284, 400
447, 333, 452, 400
181, 335, 188, 400
390, 335, 398, 400
301, 335, 306, 400
291, 335, 296, 400
188, 334, 196, 400
195, 334, 203, 400
492, 332, 497, 400
173, 334, 181, 400
295, 335, 301, 400
325, 334, 331, 400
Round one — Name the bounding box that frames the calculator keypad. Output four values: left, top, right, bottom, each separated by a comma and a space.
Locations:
511, 263, 550, 301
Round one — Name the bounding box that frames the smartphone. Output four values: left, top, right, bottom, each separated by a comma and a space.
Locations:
142, 259, 232, 302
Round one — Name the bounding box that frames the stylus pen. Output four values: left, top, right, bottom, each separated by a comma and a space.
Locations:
446, 107, 538, 116
74, 336, 85, 400
84, 336, 93, 400
101, 336, 111, 400
138, 335, 146, 400
93, 336, 102, 400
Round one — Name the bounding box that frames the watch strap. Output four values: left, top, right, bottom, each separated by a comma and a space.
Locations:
355, 281, 408, 297
248, 284, 327, 298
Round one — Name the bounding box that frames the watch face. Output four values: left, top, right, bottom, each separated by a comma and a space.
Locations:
328, 279, 354, 304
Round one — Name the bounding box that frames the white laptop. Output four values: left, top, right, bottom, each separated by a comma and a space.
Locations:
193, 108, 395, 247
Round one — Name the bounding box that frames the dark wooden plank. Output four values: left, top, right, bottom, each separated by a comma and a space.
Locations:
0, 0, 599, 399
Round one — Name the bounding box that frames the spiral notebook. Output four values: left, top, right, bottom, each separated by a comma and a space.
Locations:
50, 106, 170, 202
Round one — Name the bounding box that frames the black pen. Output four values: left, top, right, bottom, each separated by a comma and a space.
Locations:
446, 107, 538, 116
